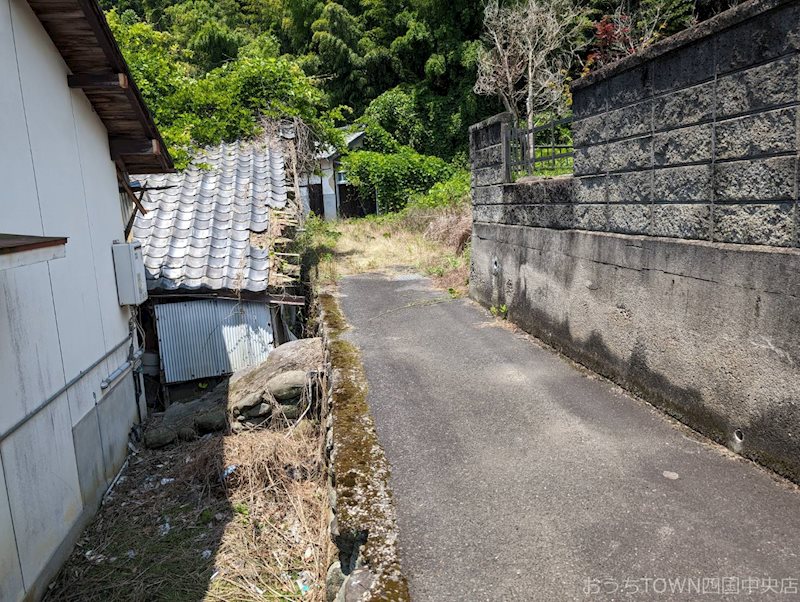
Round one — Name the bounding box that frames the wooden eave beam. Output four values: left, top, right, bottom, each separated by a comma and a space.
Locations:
25, 0, 174, 172
74, 0, 172, 169
68, 72, 128, 90
110, 137, 161, 160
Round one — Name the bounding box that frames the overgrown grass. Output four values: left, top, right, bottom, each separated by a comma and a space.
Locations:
301, 172, 472, 295
45, 426, 332, 602
513, 149, 573, 181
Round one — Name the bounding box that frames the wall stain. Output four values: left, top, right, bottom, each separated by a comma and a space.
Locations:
472, 233, 800, 484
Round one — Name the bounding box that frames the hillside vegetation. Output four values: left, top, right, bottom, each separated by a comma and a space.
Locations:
105, 0, 741, 194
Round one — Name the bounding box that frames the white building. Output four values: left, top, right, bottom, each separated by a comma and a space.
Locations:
303, 129, 367, 219
0, 0, 172, 599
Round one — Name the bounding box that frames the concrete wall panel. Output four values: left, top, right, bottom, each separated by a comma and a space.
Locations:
0, 263, 65, 435
73, 407, 108, 511
97, 376, 138, 483
71, 89, 131, 347
0, 0, 41, 236
471, 223, 800, 482
1, 393, 82, 588
0, 454, 24, 602
66, 366, 105, 430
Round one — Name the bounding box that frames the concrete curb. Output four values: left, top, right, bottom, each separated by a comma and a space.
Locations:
316, 290, 410, 602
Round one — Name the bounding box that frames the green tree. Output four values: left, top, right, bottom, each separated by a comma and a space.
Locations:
341, 147, 451, 213
363, 87, 425, 150
106, 9, 190, 117
107, 8, 340, 168
162, 0, 251, 71
310, 3, 368, 110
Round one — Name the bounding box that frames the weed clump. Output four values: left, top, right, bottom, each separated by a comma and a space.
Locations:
45, 428, 332, 601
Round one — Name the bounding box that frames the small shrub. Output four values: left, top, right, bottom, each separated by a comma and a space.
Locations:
295, 214, 342, 279
340, 148, 452, 213
490, 304, 508, 319
407, 170, 470, 210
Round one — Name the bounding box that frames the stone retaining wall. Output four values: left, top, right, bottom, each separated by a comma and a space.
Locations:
470, 221, 800, 482
317, 293, 410, 602
571, 0, 800, 246
470, 0, 800, 483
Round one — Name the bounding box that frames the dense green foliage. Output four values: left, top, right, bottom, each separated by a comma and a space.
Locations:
341, 148, 452, 213
104, 0, 739, 193
103, 0, 500, 164
407, 170, 471, 209
107, 8, 343, 167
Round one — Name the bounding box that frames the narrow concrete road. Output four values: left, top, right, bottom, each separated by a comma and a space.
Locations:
338, 272, 800, 602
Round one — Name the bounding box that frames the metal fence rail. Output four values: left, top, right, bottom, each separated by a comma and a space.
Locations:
508, 116, 573, 179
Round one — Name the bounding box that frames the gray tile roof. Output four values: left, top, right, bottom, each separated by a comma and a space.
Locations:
317, 129, 365, 159
132, 141, 288, 293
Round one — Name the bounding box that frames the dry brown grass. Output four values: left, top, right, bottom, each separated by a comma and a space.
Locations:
206, 427, 331, 601
312, 204, 472, 295
422, 208, 472, 254
45, 424, 332, 602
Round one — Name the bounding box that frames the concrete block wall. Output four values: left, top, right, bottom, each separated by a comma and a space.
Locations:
571, 0, 800, 247
470, 0, 800, 484
469, 112, 511, 191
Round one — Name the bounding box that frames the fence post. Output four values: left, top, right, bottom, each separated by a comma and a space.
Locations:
500, 120, 512, 184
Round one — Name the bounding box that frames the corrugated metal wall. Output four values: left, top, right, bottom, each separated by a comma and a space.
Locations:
155, 299, 274, 383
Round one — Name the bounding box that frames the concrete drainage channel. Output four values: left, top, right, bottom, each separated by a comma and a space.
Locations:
316, 291, 410, 602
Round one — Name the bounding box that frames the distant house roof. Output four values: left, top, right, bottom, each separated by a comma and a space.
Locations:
318, 129, 366, 160
132, 142, 288, 294
25, 0, 173, 173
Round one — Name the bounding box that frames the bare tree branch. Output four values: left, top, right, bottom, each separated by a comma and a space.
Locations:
474, 0, 585, 130
261, 117, 320, 221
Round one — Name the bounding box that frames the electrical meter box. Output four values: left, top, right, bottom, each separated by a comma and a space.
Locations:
112, 241, 148, 305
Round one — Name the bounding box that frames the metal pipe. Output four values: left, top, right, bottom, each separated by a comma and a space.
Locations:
100, 349, 143, 390
0, 335, 132, 444
101, 362, 130, 390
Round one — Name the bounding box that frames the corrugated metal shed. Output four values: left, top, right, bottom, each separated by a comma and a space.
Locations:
132, 141, 288, 293
155, 299, 274, 383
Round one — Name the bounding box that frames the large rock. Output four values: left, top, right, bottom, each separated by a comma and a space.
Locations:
326, 562, 345, 602
267, 370, 307, 401
227, 338, 323, 415
243, 403, 272, 419
144, 426, 177, 449
145, 338, 324, 447
279, 403, 303, 420
336, 568, 375, 602
229, 391, 262, 415
232, 338, 323, 386
195, 408, 228, 432
144, 388, 228, 448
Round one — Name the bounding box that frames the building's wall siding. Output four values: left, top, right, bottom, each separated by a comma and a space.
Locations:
0, 263, 65, 435
320, 158, 338, 220
0, 0, 41, 236
2, 393, 82, 588
0, 1, 142, 599
0, 454, 24, 602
